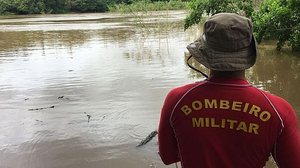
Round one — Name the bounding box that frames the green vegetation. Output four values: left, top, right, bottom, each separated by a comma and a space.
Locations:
0, 0, 187, 15
184, 0, 254, 30
109, 0, 188, 13
0, 0, 110, 14
253, 0, 300, 51
184, 0, 300, 51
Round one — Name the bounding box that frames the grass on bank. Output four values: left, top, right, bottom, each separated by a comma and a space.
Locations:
108, 0, 188, 13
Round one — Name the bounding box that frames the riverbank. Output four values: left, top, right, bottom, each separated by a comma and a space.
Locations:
0, 10, 187, 25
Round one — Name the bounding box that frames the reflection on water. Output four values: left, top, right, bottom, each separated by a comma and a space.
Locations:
250, 49, 300, 113
0, 11, 299, 168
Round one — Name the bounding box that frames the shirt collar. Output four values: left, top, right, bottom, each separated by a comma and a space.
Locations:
206, 76, 250, 86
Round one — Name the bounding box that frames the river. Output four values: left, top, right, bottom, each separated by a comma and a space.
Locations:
0, 11, 299, 168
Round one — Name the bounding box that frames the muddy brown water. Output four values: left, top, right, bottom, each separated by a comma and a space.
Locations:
0, 11, 299, 168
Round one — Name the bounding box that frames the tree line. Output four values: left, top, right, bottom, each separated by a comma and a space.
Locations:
0, 0, 128, 14
0, 0, 189, 15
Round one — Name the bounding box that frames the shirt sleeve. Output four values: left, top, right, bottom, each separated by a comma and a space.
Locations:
158, 89, 181, 165
272, 100, 300, 168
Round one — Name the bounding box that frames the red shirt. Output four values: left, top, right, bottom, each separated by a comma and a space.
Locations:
158, 77, 300, 168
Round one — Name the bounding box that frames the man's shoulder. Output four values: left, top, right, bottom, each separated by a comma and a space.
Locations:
164, 81, 205, 103
169, 81, 205, 96
258, 89, 292, 108
256, 89, 295, 119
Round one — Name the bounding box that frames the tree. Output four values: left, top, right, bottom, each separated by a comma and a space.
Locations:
184, 0, 254, 30
0, 0, 16, 14
0, 0, 110, 14
68, 0, 108, 12
252, 0, 300, 51
14, 0, 43, 14
111, 0, 132, 4
43, 0, 67, 13
184, 0, 300, 51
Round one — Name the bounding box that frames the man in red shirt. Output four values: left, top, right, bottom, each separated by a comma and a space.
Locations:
158, 13, 300, 168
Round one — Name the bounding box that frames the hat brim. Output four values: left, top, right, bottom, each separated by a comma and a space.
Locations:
186, 35, 257, 71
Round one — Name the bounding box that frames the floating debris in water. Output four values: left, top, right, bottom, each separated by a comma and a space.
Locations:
28, 105, 55, 111
84, 112, 91, 123
87, 115, 91, 122
24, 98, 29, 101
136, 130, 158, 147
58, 96, 70, 100
35, 119, 43, 122
149, 162, 157, 168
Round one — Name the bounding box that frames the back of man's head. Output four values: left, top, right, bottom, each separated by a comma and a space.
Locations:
187, 13, 257, 75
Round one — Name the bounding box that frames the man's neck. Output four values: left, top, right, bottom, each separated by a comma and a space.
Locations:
209, 70, 246, 79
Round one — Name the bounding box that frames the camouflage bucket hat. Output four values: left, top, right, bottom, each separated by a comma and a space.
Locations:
187, 13, 257, 71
